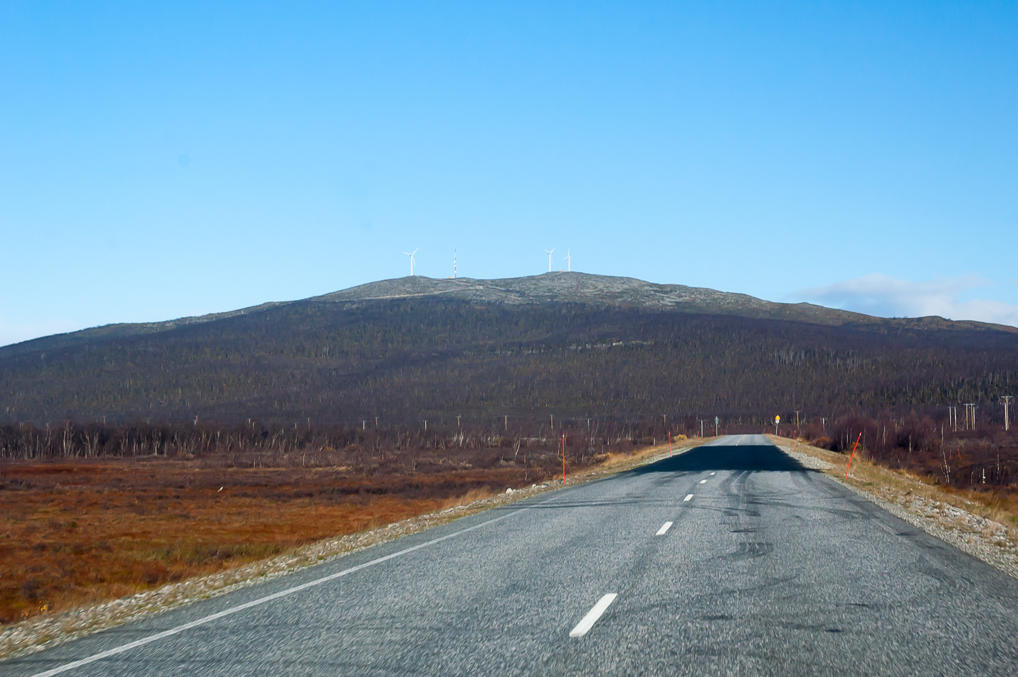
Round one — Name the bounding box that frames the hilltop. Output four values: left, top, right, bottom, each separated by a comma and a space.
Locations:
6, 272, 1011, 359
1, 273, 1016, 425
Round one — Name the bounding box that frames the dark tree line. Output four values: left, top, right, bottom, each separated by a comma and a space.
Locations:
0, 418, 688, 464
2, 298, 1016, 428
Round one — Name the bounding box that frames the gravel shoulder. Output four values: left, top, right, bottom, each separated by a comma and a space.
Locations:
777, 437, 1018, 582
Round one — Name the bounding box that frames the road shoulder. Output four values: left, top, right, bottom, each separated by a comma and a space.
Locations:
776, 437, 1018, 582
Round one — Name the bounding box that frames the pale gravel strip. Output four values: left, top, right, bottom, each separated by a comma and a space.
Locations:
781, 444, 1018, 581
0, 482, 551, 662
0, 440, 701, 661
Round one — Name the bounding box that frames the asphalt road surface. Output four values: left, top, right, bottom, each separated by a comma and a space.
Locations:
5, 435, 1018, 676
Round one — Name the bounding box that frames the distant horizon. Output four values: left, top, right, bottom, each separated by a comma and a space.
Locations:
6, 269, 1016, 349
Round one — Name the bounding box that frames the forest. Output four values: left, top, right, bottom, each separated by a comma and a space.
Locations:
1, 411, 1015, 493
2, 293, 1017, 495
2, 297, 1016, 428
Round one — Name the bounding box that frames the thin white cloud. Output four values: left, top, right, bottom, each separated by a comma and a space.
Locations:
798, 274, 1018, 327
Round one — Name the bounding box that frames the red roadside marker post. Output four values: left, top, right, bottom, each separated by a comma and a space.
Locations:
561, 433, 566, 482
845, 432, 863, 479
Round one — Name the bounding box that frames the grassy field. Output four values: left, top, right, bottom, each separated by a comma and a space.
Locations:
0, 454, 538, 623
0, 438, 693, 626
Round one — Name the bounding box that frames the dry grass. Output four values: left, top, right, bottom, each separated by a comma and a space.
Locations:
777, 436, 1018, 528
588, 435, 698, 472
0, 456, 548, 624
0, 438, 703, 627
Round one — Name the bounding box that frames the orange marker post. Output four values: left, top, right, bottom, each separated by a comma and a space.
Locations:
845, 432, 863, 479
561, 433, 566, 482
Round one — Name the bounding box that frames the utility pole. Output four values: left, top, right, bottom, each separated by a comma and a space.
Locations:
963, 403, 976, 431
795, 410, 800, 428
1002, 396, 1014, 432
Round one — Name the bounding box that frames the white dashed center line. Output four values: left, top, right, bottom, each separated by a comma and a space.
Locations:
710, 472, 716, 476
699, 479, 708, 484
570, 594, 618, 638
655, 521, 673, 536
683, 493, 694, 502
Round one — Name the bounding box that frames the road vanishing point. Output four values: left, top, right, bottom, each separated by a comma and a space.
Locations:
4, 435, 1017, 676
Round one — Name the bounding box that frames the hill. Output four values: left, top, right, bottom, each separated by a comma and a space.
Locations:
2, 273, 1016, 426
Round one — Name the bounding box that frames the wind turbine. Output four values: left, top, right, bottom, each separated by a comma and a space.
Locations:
544, 248, 555, 273
403, 249, 418, 276
564, 249, 572, 272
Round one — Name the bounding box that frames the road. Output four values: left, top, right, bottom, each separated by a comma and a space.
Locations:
4, 435, 1018, 675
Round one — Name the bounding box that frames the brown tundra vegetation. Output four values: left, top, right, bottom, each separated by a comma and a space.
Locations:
0, 421, 651, 625
2, 413, 1016, 627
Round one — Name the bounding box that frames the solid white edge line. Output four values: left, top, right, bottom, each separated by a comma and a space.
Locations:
569, 593, 618, 638
683, 493, 694, 502
31, 506, 531, 677
655, 521, 673, 536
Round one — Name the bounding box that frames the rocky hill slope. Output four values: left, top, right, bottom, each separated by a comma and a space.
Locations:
2, 273, 1015, 425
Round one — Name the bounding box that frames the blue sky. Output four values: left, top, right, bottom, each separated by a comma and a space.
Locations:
2, 1, 1017, 346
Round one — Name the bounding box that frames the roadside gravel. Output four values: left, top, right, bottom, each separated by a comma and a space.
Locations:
781, 442, 1018, 582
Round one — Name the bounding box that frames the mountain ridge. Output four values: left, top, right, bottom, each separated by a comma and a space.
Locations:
3, 272, 1016, 426
4, 272, 1013, 358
